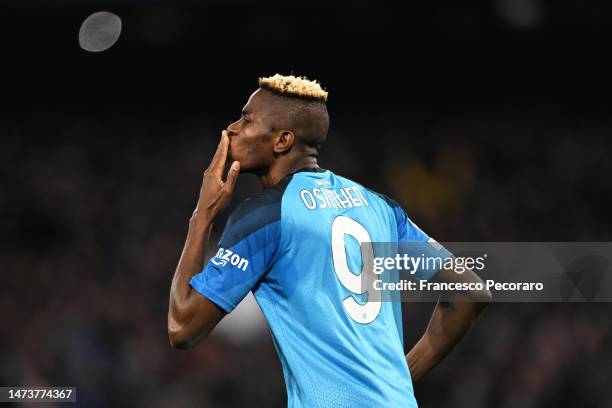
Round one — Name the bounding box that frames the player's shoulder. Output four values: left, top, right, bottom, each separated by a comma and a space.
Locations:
232, 179, 288, 218
221, 177, 292, 247
323, 170, 406, 216
354, 182, 408, 224
230, 167, 327, 221
296, 168, 402, 210
331, 171, 403, 210
363, 187, 403, 210
320, 171, 390, 199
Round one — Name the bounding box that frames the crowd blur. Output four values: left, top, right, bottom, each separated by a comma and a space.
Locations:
1, 108, 611, 407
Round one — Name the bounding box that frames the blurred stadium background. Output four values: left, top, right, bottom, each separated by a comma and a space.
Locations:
2, 0, 612, 406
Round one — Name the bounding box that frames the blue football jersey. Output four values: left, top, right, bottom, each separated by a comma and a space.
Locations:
190, 168, 444, 407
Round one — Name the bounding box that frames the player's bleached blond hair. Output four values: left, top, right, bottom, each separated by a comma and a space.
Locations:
258, 74, 328, 102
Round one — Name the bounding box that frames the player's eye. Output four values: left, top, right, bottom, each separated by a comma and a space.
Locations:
242, 115, 250, 123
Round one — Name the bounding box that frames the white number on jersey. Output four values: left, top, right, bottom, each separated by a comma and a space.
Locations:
331, 216, 381, 324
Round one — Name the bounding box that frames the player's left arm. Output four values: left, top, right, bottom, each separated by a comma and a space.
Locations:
406, 260, 491, 381
168, 131, 240, 350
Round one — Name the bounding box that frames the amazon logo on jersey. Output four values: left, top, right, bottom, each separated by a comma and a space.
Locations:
211, 247, 249, 271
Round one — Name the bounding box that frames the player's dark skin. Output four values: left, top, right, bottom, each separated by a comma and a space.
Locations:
168, 87, 491, 383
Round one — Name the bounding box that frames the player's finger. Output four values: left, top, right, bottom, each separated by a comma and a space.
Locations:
224, 161, 240, 192
209, 131, 229, 176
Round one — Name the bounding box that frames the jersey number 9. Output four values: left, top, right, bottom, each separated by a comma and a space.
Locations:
331, 216, 381, 324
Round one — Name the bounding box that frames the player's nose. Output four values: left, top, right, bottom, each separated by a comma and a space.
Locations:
227, 120, 240, 137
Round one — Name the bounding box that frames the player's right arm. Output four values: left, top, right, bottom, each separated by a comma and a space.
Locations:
168, 131, 240, 350
386, 202, 491, 381
406, 262, 491, 381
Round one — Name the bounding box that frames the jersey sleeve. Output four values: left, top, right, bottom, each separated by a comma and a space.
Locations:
189, 189, 283, 313
391, 203, 453, 281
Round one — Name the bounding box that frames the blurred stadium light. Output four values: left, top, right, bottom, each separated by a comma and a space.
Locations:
496, 0, 542, 27
214, 293, 268, 345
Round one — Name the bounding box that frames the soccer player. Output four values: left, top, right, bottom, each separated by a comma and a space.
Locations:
168, 74, 491, 407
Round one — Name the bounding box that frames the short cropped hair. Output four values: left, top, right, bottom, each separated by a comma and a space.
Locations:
258, 74, 328, 102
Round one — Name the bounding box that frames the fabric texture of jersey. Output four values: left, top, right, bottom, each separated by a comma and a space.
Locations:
190, 168, 450, 408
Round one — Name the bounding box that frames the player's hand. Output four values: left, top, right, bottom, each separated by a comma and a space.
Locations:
193, 130, 240, 221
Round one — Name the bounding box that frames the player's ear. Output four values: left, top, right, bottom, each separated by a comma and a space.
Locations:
273, 130, 295, 154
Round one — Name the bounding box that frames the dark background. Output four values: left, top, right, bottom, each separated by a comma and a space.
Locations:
2, 1, 612, 407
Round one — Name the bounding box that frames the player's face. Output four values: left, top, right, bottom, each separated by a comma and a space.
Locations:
226, 89, 280, 173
